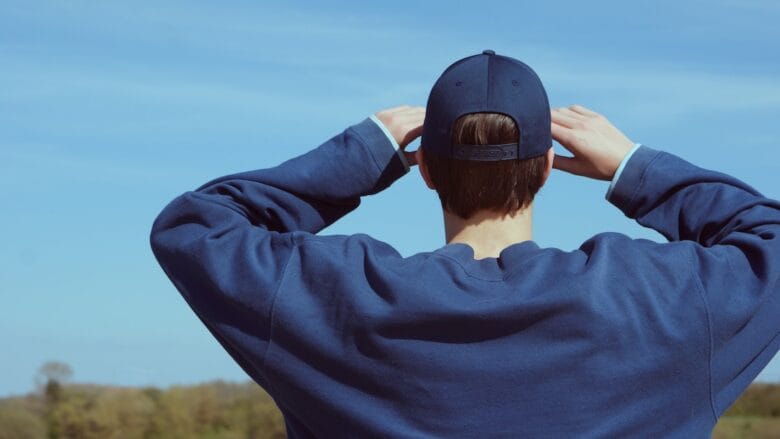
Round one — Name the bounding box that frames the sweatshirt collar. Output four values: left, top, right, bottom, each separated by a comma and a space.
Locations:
434, 240, 541, 280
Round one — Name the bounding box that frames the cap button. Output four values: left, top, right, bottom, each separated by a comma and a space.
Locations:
482, 49, 495, 55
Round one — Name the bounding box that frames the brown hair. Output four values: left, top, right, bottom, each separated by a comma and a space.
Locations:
422, 112, 548, 220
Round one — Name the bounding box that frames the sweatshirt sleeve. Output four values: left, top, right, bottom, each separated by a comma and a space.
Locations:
148, 116, 410, 388
368, 113, 411, 172
605, 142, 642, 200
607, 145, 780, 418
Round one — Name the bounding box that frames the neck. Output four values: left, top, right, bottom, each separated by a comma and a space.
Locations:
443, 203, 534, 260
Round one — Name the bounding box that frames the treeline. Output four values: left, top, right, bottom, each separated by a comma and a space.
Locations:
0, 379, 285, 439
722, 382, 780, 417
0, 361, 778, 438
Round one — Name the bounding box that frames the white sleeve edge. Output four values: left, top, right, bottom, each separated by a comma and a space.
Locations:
368, 114, 411, 172
606, 142, 643, 200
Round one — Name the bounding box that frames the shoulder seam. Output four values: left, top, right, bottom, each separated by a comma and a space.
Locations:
259, 233, 298, 396
685, 243, 719, 423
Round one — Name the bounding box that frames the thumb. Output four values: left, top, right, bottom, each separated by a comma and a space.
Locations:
553, 154, 587, 176
403, 149, 418, 167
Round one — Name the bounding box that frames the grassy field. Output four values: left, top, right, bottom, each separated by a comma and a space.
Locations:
712, 416, 780, 439
1, 380, 778, 438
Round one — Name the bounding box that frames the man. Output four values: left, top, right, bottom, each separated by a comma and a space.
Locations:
149, 50, 780, 438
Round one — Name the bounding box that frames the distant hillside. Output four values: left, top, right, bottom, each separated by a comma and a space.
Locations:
1, 380, 778, 438
0, 379, 285, 439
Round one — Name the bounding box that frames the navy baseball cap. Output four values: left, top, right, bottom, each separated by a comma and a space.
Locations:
420, 49, 552, 161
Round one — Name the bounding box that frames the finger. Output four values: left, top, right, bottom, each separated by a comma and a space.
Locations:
396, 110, 426, 126
568, 104, 600, 118
402, 150, 418, 167
551, 110, 583, 129
400, 107, 426, 117
557, 107, 589, 121
402, 107, 426, 117
400, 122, 424, 148
399, 105, 425, 113
550, 121, 573, 137
381, 105, 414, 115
384, 107, 425, 121
551, 123, 584, 154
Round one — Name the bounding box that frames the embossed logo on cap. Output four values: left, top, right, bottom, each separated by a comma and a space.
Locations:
452, 144, 516, 160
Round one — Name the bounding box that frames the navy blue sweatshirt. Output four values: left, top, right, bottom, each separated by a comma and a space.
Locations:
150, 115, 780, 438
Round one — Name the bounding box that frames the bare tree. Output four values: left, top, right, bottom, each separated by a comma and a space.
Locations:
34, 361, 73, 403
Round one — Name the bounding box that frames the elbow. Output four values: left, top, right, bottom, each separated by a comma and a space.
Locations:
148, 193, 187, 262
149, 190, 239, 268
149, 214, 166, 258
149, 206, 172, 263
148, 191, 212, 263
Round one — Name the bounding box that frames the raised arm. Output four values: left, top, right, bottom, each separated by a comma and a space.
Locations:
552, 104, 780, 419
148, 109, 417, 389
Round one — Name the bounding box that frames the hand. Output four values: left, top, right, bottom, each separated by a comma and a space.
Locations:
374, 105, 425, 166
550, 105, 634, 181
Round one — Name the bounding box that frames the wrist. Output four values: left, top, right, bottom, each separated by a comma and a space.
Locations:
606, 142, 643, 200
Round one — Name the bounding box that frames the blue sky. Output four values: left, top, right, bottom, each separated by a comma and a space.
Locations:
1, 0, 779, 397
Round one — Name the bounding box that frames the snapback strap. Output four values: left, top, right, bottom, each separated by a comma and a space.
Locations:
450, 142, 519, 161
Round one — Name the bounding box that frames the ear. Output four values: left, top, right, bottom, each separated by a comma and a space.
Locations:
541, 146, 555, 186
415, 148, 436, 190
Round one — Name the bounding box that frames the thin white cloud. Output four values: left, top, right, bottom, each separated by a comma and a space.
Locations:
542, 63, 780, 122
0, 145, 188, 182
